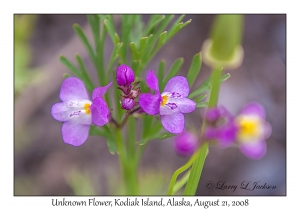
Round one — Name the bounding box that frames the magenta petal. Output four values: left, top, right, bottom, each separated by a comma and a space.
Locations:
240, 140, 267, 159
161, 113, 184, 134
92, 82, 112, 100
239, 102, 266, 119
51, 102, 68, 122
62, 121, 90, 146
164, 76, 189, 98
90, 97, 110, 126
139, 93, 161, 115
60, 77, 89, 102
146, 70, 159, 91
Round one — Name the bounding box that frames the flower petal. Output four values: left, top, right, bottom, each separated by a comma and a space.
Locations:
62, 121, 90, 146
146, 70, 159, 91
164, 76, 189, 98
92, 82, 112, 100
60, 77, 89, 102
168, 97, 196, 113
90, 97, 110, 126
239, 102, 266, 119
51, 102, 69, 122
239, 140, 267, 159
161, 112, 184, 134
139, 93, 161, 115
160, 102, 180, 115
217, 121, 238, 147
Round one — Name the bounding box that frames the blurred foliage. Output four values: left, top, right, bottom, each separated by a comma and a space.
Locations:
64, 167, 97, 195
108, 169, 170, 195
14, 15, 37, 95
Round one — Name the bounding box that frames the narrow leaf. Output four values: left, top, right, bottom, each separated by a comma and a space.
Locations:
143, 15, 165, 36
104, 16, 118, 45
196, 102, 208, 108
129, 42, 139, 60
188, 73, 230, 99
75, 54, 95, 92
158, 59, 166, 90
59, 56, 81, 77
187, 53, 202, 87
184, 143, 208, 195
73, 24, 95, 62
163, 58, 184, 87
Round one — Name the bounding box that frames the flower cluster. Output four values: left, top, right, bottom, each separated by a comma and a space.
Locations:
51, 77, 111, 146
204, 103, 272, 159
116, 64, 141, 111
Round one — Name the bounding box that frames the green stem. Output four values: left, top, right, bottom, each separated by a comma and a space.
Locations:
167, 150, 200, 195
182, 67, 222, 196
172, 170, 191, 195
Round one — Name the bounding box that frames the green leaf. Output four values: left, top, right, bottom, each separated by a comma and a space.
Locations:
89, 125, 117, 154
131, 59, 141, 74
143, 15, 165, 36
140, 34, 154, 61
184, 143, 208, 195
107, 42, 122, 77
104, 15, 118, 45
194, 94, 207, 103
156, 31, 168, 49
63, 73, 71, 78
187, 53, 202, 87
196, 102, 208, 108
163, 58, 184, 87
158, 60, 165, 91
129, 42, 139, 60
139, 36, 148, 53
157, 132, 176, 140
188, 73, 230, 99
167, 15, 185, 38
114, 33, 120, 44
75, 54, 95, 92
59, 56, 81, 77
73, 24, 95, 62
87, 15, 100, 47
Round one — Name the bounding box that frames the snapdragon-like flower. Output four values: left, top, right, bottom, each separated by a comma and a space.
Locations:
139, 70, 196, 134
205, 103, 271, 159
234, 102, 272, 159
51, 77, 111, 146
174, 131, 198, 156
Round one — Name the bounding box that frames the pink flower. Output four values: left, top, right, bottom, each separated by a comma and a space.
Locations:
51, 77, 111, 146
139, 70, 196, 134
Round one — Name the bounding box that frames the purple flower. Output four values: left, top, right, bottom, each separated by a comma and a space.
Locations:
51, 77, 111, 146
174, 131, 198, 156
139, 70, 196, 134
205, 103, 272, 159
234, 102, 272, 159
116, 64, 135, 86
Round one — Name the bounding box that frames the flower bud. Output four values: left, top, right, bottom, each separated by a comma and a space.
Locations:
121, 98, 135, 110
116, 64, 135, 86
174, 131, 198, 156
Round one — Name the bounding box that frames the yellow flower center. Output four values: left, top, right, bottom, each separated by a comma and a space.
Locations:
236, 115, 262, 143
84, 103, 91, 114
161, 95, 168, 106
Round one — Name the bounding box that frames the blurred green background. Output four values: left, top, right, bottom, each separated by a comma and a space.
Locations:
14, 14, 286, 195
